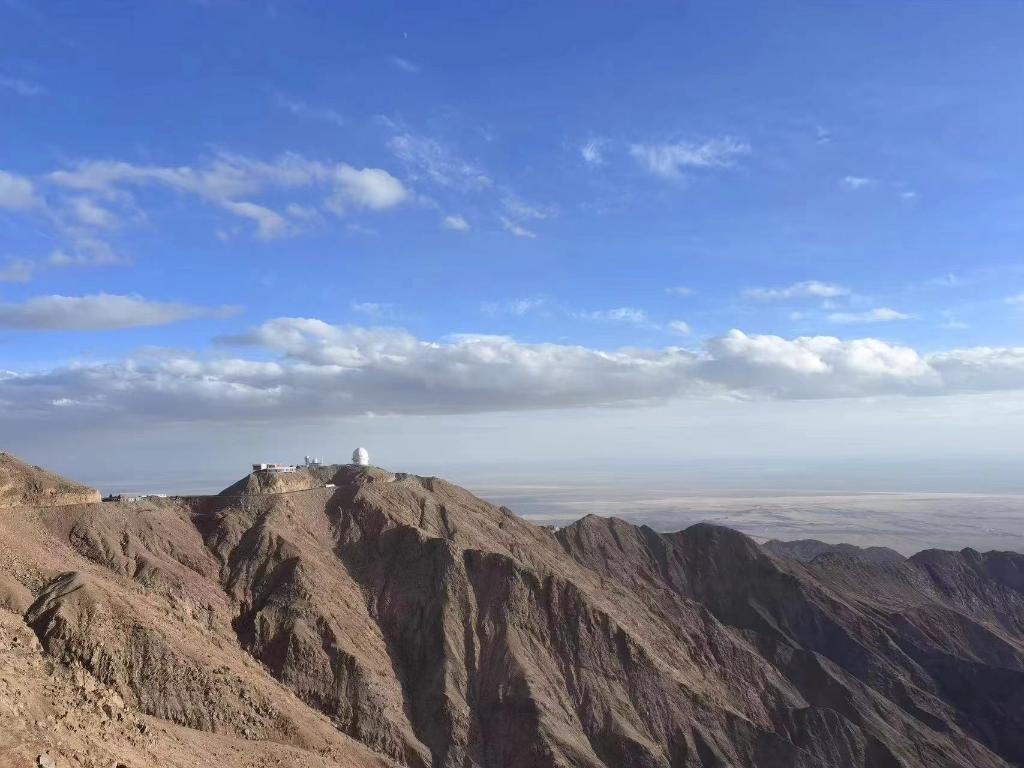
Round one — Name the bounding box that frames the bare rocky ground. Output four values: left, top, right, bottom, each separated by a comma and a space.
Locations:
0, 452, 1022, 767
0, 454, 100, 510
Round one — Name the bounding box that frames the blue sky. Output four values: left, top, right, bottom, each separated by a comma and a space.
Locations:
2, 2, 1024, 489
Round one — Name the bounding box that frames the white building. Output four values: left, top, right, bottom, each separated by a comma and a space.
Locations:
252, 463, 297, 473
351, 447, 370, 466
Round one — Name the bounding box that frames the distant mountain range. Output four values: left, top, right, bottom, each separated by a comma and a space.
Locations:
0, 452, 1022, 767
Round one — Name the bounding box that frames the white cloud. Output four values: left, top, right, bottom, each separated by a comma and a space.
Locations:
331, 166, 408, 211
0, 170, 39, 210
668, 320, 691, 336
841, 176, 875, 190
68, 197, 119, 229
0, 259, 34, 283
0, 76, 45, 96
9, 315, 1024, 434
576, 307, 649, 324
703, 330, 936, 398
8, 321, 1024, 427
629, 137, 750, 179
828, 307, 912, 324
0, 294, 240, 331
502, 196, 557, 221
500, 217, 536, 239
387, 134, 491, 191
743, 280, 849, 300
442, 214, 470, 231
1005, 292, 1024, 305
580, 138, 607, 166
49, 152, 408, 235
220, 200, 291, 239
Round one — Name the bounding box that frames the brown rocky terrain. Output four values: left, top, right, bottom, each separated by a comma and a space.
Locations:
0, 452, 1022, 767
761, 538, 907, 565
0, 453, 100, 509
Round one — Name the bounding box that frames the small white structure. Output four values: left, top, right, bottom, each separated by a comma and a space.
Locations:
304, 456, 323, 467
252, 463, 297, 473
351, 447, 370, 466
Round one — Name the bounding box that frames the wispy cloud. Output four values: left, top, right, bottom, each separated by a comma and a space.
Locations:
630, 137, 750, 179
0, 170, 40, 210
220, 200, 291, 239
387, 56, 420, 73
48, 240, 123, 269
502, 195, 557, 221
840, 175, 876, 190
575, 307, 649, 324
481, 297, 546, 317
666, 285, 694, 296
0, 259, 34, 283
67, 196, 119, 229
50, 152, 408, 238
580, 138, 607, 166
43, 151, 407, 239
273, 92, 345, 127
387, 133, 491, 190
743, 280, 849, 301
500, 216, 536, 239
828, 307, 912, 324
0, 294, 240, 330
668, 320, 691, 335
441, 214, 470, 231
0, 75, 45, 96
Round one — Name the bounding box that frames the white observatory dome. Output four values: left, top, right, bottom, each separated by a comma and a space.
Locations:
352, 447, 370, 466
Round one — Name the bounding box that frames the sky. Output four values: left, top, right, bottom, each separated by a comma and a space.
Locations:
2, 1, 1024, 493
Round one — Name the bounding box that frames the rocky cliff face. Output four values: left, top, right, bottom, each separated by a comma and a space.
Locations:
0, 460, 1022, 767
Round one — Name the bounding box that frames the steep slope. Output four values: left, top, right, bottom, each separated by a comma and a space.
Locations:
0, 452, 100, 509
0, 460, 1022, 767
559, 517, 1024, 767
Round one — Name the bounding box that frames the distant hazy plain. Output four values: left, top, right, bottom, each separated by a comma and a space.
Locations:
464, 458, 1024, 555
471, 484, 1024, 555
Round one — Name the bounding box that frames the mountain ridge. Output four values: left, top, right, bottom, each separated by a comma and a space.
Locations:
0, 452, 1021, 767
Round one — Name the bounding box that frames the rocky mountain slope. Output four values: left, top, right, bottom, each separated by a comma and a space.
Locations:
0, 453, 1022, 767
0, 453, 100, 509
761, 538, 906, 565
